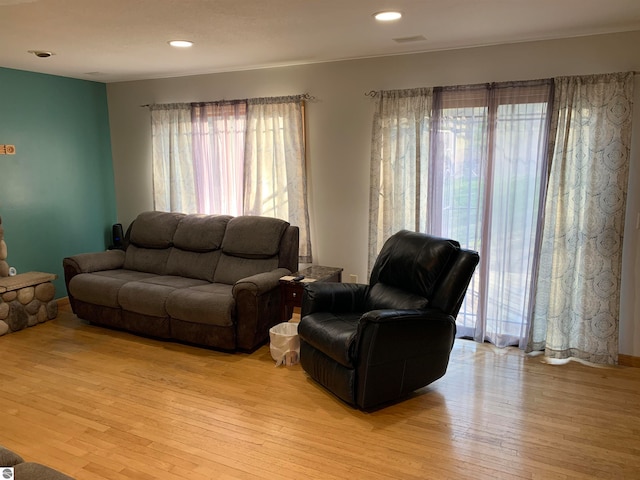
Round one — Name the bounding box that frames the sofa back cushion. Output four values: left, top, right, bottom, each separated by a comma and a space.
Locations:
122, 212, 291, 283
123, 245, 171, 275
164, 214, 232, 281
128, 211, 184, 248
0, 445, 24, 466
220, 216, 289, 259
124, 211, 184, 274
165, 250, 222, 282
213, 256, 280, 284
172, 214, 232, 251
213, 216, 289, 284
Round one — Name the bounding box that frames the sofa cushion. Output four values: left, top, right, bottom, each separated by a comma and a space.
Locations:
165, 249, 221, 282
69, 270, 156, 307
138, 275, 210, 289
0, 445, 24, 466
172, 214, 232, 252
166, 283, 235, 327
213, 255, 279, 285
0, 446, 75, 480
118, 282, 174, 317
118, 276, 208, 317
129, 211, 184, 248
221, 216, 288, 259
123, 245, 171, 275
14, 462, 75, 480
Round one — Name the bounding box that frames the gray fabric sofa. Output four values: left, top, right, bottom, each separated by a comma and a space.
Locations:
0, 445, 74, 479
63, 211, 299, 351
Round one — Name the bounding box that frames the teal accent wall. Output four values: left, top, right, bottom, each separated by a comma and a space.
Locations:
0, 67, 116, 297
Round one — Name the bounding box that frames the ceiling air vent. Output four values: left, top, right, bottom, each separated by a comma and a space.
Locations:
393, 35, 427, 43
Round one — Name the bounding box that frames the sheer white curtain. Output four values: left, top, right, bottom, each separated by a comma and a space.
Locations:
437, 83, 552, 347
528, 73, 634, 364
191, 102, 246, 216
370, 81, 552, 348
150, 96, 313, 262
244, 97, 312, 262
150, 104, 197, 213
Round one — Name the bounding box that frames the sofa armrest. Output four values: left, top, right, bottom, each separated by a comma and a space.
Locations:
232, 267, 292, 351
63, 250, 126, 274
63, 250, 126, 313
232, 268, 291, 297
301, 282, 369, 317
0, 445, 24, 466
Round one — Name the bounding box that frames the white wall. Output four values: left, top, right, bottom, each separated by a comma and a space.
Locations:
106, 31, 640, 356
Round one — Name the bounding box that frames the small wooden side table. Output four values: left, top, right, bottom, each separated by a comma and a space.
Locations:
279, 265, 343, 321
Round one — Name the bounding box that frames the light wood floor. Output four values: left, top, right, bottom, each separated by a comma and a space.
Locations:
1, 308, 639, 480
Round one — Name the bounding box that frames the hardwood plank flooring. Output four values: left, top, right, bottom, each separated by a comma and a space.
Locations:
1, 309, 639, 479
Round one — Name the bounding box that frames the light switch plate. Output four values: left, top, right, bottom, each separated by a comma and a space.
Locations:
0, 145, 16, 155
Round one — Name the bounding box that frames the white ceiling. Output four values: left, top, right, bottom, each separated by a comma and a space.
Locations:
1, 0, 640, 83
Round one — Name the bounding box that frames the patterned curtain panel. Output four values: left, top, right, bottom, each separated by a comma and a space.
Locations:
527, 72, 635, 364
150, 104, 198, 213
244, 96, 312, 263
368, 88, 432, 273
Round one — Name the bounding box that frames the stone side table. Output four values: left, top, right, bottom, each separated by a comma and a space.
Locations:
0, 271, 58, 336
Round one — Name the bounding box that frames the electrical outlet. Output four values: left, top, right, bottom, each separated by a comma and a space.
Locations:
0, 145, 16, 155
349, 274, 358, 283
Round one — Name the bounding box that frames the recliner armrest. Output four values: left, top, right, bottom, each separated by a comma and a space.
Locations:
359, 308, 454, 325
302, 282, 369, 316
354, 308, 457, 409
355, 308, 457, 362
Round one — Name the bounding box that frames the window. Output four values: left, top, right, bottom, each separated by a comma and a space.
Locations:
192, 102, 246, 216
370, 81, 552, 347
150, 95, 312, 263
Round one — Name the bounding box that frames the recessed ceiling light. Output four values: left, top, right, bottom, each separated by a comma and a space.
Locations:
373, 11, 402, 22
169, 40, 193, 48
28, 50, 54, 58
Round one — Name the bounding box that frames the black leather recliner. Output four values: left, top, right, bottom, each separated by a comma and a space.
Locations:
298, 230, 479, 410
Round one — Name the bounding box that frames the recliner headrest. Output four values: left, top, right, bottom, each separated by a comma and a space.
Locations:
369, 230, 460, 299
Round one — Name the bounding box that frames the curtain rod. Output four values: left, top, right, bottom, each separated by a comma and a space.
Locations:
366, 72, 640, 97
140, 92, 315, 108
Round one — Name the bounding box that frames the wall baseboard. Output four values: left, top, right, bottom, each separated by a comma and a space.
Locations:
49, 294, 640, 368
619, 354, 640, 368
